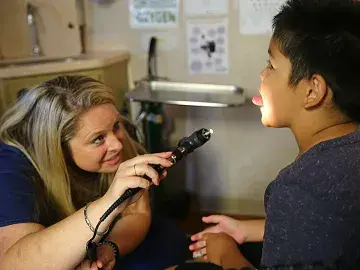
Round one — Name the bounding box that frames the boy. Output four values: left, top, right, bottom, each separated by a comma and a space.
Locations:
190, 0, 360, 269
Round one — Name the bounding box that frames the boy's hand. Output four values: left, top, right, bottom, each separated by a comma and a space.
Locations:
190, 215, 247, 258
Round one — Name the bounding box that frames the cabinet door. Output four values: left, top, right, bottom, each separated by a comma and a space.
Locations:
102, 60, 129, 110
0, 69, 105, 115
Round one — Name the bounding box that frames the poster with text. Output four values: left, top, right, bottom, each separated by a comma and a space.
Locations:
130, 0, 179, 28
239, 0, 286, 35
184, 0, 228, 16
187, 19, 229, 74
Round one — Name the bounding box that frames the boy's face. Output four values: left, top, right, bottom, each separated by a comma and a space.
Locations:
254, 39, 302, 128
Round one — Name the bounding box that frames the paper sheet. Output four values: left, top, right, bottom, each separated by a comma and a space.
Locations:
184, 0, 228, 16
239, 0, 286, 35
129, 0, 179, 28
187, 19, 229, 74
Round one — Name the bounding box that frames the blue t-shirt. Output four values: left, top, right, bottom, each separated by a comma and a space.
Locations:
0, 143, 191, 270
0, 143, 47, 227
262, 130, 360, 268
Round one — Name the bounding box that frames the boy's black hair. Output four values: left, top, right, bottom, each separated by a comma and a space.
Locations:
272, 0, 360, 121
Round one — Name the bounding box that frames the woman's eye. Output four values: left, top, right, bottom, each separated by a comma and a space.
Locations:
114, 122, 121, 132
93, 135, 104, 145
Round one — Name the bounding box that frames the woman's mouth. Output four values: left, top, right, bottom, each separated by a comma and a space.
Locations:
252, 95, 264, 106
104, 153, 121, 165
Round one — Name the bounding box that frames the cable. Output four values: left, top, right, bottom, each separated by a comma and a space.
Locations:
86, 128, 214, 261
148, 37, 157, 80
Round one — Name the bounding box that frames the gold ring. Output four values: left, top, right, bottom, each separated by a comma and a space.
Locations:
134, 164, 138, 176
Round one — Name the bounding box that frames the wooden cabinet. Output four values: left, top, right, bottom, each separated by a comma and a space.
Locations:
0, 0, 81, 59
0, 60, 129, 117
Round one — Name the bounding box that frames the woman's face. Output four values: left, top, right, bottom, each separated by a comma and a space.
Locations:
69, 104, 125, 173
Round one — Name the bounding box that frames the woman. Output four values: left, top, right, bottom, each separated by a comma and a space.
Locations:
0, 76, 189, 270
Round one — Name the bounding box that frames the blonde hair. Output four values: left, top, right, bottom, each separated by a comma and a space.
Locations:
0, 76, 144, 221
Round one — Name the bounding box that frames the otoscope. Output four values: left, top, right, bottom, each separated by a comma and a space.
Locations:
86, 128, 214, 261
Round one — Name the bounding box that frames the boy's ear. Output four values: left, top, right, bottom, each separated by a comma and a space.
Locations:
303, 74, 328, 109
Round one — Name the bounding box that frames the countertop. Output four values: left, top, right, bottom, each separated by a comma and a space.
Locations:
0, 51, 130, 79
126, 81, 247, 107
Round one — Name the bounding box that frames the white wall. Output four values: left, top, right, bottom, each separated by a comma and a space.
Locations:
88, 0, 298, 216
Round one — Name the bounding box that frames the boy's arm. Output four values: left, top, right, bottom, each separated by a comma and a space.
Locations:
191, 216, 265, 246
242, 219, 265, 243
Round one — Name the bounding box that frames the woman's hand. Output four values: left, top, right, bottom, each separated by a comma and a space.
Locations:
95, 244, 116, 270
202, 233, 238, 263
74, 244, 115, 270
189, 215, 246, 259
74, 259, 98, 270
103, 152, 173, 212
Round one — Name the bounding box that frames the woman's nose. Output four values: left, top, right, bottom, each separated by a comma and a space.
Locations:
107, 133, 123, 152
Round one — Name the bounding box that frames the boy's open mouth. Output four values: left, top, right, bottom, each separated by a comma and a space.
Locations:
252, 95, 264, 106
